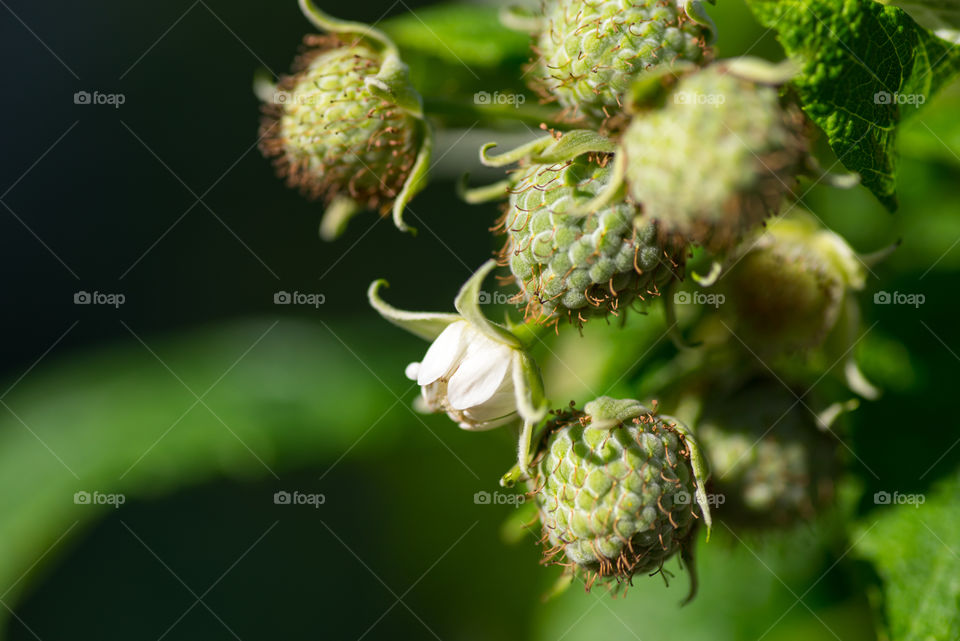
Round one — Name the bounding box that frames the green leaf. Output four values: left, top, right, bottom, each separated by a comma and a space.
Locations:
744, 0, 960, 210
856, 470, 960, 641
876, 0, 960, 40
380, 4, 531, 68
0, 319, 408, 618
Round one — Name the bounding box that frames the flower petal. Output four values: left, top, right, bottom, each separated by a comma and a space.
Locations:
404, 362, 420, 381
446, 337, 513, 410
417, 321, 469, 385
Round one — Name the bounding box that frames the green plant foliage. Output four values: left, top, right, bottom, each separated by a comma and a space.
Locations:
0, 320, 403, 620
745, 0, 960, 209
856, 471, 960, 641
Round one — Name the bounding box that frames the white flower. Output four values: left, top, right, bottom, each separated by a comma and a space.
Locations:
369, 260, 549, 477
405, 320, 518, 430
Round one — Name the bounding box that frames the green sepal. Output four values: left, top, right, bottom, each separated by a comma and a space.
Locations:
513, 351, 548, 425
667, 415, 713, 541
392, 119, 434, 234
480, 135, 553, 167
299, 0, 396, 53
457, 174, 512, 204
367, 280, 461, 341
454, 260, 522, 348
719, 56, 799, 85
480, 130, 615, 168
583, 396, 648, 429
365, 51, 424, 117
531, 130, 616, 163
684, 0, 718, 44
319, 196, 362, 241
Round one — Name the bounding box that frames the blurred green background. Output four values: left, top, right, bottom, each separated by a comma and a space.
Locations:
1, 0, 958, 639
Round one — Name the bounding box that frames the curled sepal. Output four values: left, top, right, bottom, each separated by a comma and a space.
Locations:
480, 130, 615, 168
691, 261, 723, 287
499, 4, 544, 33
457, 174, 512, 204
480, 135, 553, 167
299, 0, 395, 53
392, 120, 434, 233
367, 280, 460, 341
816, 398, 860, 431
454, 260, 522, 347
719, 56, 799, 86
531, 130, 616, 164
667, 416, 713, 541
319, 196, 362, 241
683, 0, 718, 44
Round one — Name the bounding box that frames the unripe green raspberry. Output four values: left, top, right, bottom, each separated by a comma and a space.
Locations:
534, 0, 712, 126
501, 155, 686, 325
532, 397, 707, 588
722, 212, 865, 354
260, 35, 420, 211
623, 65, 807, 251
697, 381, 840, 528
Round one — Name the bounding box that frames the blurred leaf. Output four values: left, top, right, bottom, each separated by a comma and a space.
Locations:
745, 0, 960, 210
857, 330, 923, 393
380, 4, 530, 68
0, 319, 409, 618
856, 470, 960, 641
534, 526, 874, 641
899, 77, 960, 166
876, 0, 960, 41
